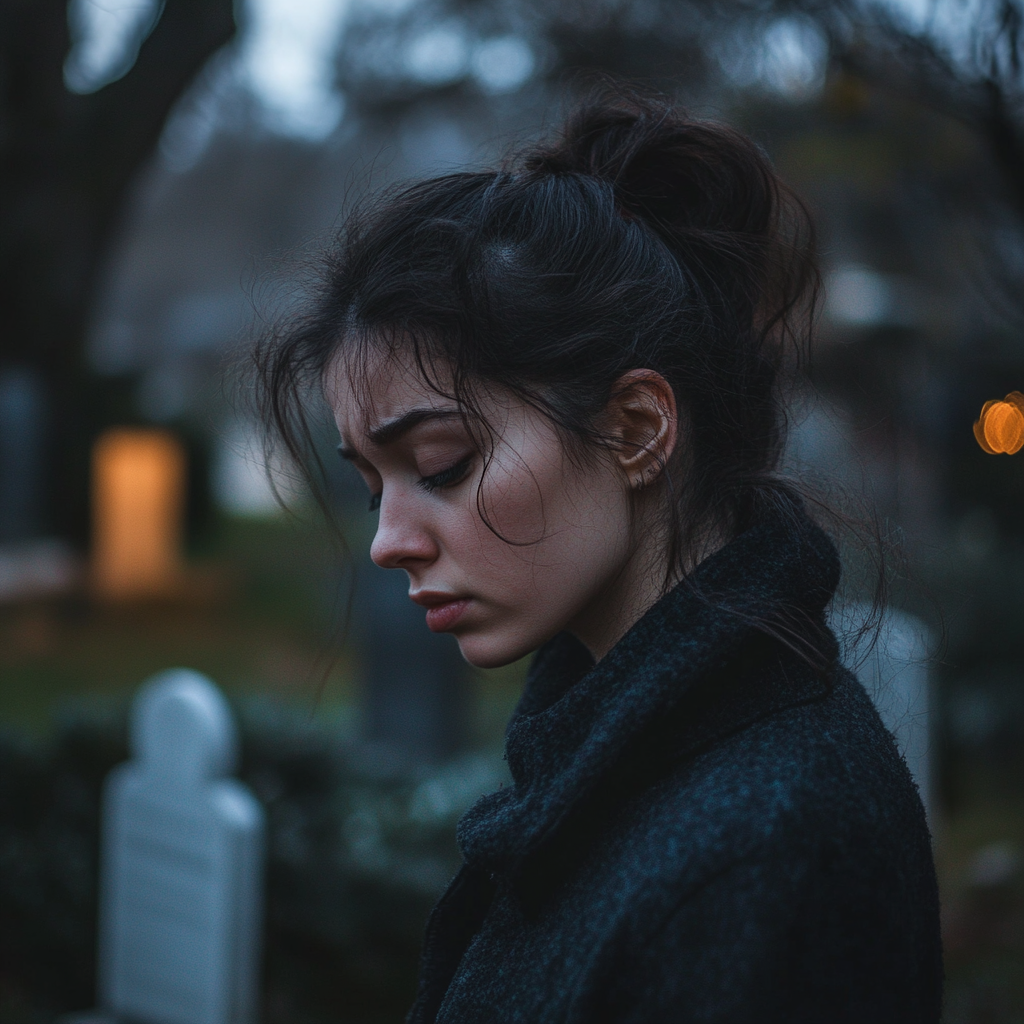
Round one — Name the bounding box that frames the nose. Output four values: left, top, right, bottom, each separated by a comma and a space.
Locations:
369, 492, 439, 571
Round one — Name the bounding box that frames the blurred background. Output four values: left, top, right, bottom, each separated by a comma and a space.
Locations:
1, 0, 1022, 1020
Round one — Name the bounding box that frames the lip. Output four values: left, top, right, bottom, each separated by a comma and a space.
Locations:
409, 591, 471, 633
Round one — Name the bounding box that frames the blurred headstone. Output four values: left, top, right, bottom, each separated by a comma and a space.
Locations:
836, 604, 933, 819
0, 367, 79, 601
0, 537, 78, 601
94, 669, 264, 1024
0, 366, 46, 542
92, 428, 186, 599
358, 561, 469, 763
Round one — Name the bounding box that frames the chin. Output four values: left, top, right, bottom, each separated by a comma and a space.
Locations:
454, 630, 542, 670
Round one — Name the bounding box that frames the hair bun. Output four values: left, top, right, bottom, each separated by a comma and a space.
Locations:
524, 89, 778, 241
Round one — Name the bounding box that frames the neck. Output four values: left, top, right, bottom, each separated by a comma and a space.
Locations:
567, 501, 681, 661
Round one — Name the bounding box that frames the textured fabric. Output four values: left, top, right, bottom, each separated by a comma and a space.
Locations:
407, 502, 943, 1024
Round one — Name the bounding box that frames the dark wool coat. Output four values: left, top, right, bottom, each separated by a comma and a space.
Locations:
408, 505, 943, 1024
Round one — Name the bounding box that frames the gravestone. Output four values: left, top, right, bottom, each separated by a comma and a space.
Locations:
95, 670, 264, 1024
836, 605, 933, 819
328, 459, 469, 764
357, 559, 469, 763
0, 366, 46, 542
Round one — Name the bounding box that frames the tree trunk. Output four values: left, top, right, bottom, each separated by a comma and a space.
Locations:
0, 0, 236, 545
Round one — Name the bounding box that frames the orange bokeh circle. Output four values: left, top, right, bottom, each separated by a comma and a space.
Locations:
974, 392, 1024, 454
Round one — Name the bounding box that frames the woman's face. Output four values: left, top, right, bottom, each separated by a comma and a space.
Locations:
326, 345, 647, 669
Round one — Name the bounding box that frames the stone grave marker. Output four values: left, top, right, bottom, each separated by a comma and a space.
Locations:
836, 605, 933, 819
0, 366, 45, 543
357, 559, 469, 762
94, 669, 264, 1024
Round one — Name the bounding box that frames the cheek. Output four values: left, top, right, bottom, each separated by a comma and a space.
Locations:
472, 442, 567, 548
464, 442, 630, 581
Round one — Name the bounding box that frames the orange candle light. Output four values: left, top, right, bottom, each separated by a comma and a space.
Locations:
92, 428, 187, 599
974, 392, 1024, 455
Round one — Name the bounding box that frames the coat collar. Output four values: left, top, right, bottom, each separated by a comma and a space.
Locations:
456, 497, 841, 877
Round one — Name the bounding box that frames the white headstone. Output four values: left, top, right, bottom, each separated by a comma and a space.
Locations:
836, 605, 933, 819
97, 670, 264, 1024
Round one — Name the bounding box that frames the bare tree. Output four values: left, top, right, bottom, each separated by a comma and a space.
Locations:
0, 0, 236, 544
812, 0, 1024, 320
337, 0, 1024, 317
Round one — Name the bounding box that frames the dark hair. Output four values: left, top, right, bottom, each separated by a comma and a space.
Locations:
254, 85, 845, 665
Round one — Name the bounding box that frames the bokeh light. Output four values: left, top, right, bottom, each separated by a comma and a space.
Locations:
92, 429, 187, 599
974, 393, 1024, 454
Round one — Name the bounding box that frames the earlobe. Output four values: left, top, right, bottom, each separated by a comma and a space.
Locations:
609, 370, 678, 490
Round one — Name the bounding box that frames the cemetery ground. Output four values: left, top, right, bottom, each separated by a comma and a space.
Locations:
0, 514, 1021, 1023
0, 514, 524, 740
0, 512, 522, 1023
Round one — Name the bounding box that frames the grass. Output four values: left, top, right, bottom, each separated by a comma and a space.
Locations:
1, 516, 346, 731
0, 513, 528, 745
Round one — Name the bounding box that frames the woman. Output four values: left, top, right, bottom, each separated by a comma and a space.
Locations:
256, 89, 943, 1022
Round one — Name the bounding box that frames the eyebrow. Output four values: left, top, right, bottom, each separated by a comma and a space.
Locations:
337, 407, 462, 460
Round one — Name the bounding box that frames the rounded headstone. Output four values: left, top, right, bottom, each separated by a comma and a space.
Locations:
130, 669, 238, 784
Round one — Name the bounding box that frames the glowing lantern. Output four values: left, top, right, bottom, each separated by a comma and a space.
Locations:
92, 429, 186, 599
974, 392, 1024, 455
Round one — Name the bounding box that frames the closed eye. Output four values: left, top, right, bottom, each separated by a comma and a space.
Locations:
419, 457, 472, 493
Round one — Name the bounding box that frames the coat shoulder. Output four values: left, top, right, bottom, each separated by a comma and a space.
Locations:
600, 666, 932, 912
562, 669, 943, 1023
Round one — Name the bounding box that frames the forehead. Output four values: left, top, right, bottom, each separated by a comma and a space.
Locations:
325, 343, 455, 438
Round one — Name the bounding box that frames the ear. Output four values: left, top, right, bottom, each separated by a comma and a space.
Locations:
606, 370, 678, 491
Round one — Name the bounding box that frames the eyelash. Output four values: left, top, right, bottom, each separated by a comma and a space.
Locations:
367, 457, 472, 512
419, 456, 473, 493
